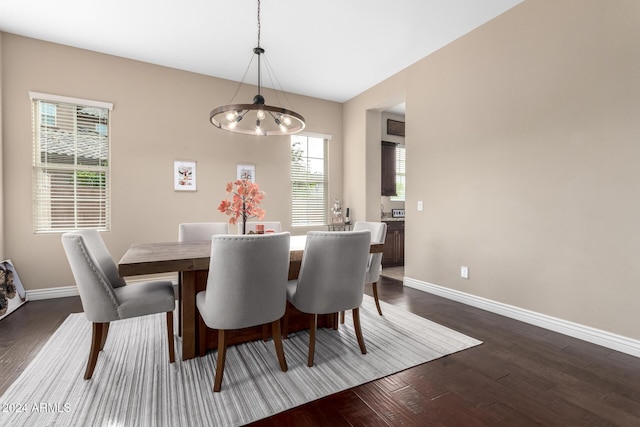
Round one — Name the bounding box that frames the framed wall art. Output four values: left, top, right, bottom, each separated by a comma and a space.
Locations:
387, 119, 405, 137
237, 164, 256, 182
174, 160, 197, 191
0, 259, 28, 321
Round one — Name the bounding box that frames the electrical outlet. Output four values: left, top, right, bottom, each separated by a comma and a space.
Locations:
460, 266, 469, 279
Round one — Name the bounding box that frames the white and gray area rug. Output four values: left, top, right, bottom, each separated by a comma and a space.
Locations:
0, 295, 481, 426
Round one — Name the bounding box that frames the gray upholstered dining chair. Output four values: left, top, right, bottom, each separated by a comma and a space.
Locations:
238, 221, 282, 234
350, 221, 387, 316
286, 230, 371, 367
196, 232, 290, 392
178, 222, 230, 336
61, 230, 175, 380
178, 222, 229, 242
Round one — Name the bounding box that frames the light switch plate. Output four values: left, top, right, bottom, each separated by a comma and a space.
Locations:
417, 201, 424, 211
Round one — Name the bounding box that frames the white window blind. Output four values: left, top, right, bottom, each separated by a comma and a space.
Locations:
291, 134, 328, 226
390, 145, 406, 202
31, 93, 112, 232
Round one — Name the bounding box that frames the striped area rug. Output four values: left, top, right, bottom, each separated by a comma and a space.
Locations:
0, 295, 481, 426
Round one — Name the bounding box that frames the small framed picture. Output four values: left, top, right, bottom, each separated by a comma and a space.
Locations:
237, 164, 256, 182
387, 119, 405, 137
174, 160, 197, 191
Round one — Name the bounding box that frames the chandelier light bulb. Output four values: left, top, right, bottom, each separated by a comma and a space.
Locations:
282, 115, 292, 126
256, 110, 265, 120
226, 111, 237, 121
275, 117, 287, 133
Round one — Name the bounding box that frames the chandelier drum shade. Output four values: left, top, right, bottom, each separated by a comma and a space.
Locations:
210, 0, 305, 136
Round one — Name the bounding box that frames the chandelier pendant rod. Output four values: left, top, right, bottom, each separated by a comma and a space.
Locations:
255, 0, 263, 100
254, 47, 264, 102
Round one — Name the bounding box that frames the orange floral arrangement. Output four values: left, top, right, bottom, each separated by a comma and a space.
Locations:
218, 178, 265, 233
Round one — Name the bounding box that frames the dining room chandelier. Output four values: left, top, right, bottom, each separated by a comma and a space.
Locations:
209, 0, 305, 136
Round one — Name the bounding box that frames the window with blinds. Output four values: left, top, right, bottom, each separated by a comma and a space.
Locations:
31, 93, 112, 232
390, 145, 406, 202
291, 134, 328, 226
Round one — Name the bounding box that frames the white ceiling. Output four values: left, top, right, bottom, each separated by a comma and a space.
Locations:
0, 0, 523, 108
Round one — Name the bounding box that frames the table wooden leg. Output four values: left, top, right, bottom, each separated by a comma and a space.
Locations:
178, 274, 183, 337
182, 271, 197, 360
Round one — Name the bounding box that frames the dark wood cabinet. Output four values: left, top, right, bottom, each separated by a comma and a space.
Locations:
382, 221, 404, 267
381, 141, 397, 196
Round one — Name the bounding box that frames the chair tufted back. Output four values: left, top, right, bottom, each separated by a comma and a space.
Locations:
61, 230, 121, 322
179, 222, 229, 242
198, 232, 290, 330
353, 221, 387, 284
289, 230, 371, 314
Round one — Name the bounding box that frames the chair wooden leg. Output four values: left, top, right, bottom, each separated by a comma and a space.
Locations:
340, 311, 345, 324
271, 319, 288, 372
99, 322, 109, 350
262, 324, 269, 342
213, 329, 227, 392
198, 313, 208, 357
166, 311, 175, 363
307, 314, 317, 367
282, 302, 290, 339
333, 313, 338, 330
177, 276, 182, 337
372, 282, 383, 316
85, 322, 107, 380
352, 308, 367, 354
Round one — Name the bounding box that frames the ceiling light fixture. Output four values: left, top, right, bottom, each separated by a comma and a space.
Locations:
210, 0, 305, 136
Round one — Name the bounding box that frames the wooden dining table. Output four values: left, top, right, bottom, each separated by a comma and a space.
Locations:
117, 235, 383, 360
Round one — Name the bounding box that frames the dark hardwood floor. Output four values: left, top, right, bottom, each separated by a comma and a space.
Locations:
1, 276, 639, 426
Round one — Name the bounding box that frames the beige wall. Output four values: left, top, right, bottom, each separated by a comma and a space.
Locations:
346, 0, 640, 340
1, 34, 343, 290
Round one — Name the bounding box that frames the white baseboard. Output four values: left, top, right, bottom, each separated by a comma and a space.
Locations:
26, 276, 179, 302
26, 286, 79, 301
404, 277, 640, 359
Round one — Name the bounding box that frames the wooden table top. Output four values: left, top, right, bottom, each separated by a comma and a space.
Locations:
118, 235, 383, 277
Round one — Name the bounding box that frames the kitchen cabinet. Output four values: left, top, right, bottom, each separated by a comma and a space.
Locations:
382, 221, 404, 267
381, 141, 397, 196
